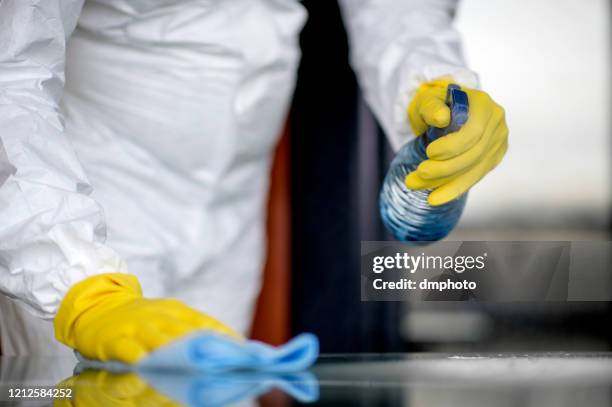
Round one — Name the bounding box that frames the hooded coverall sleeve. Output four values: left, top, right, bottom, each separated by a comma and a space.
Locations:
0, 0, 127, 319
338, 0, 480, 151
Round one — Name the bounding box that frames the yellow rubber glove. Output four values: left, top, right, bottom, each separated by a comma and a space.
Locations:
405, 79, 508, 206
54, 273, 241, 364
55, 370, 179, 407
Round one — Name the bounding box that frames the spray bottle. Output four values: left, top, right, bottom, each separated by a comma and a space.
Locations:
379, 84, 469, 241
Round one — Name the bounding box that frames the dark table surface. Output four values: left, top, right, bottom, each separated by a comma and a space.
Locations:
1, 352, 611, 406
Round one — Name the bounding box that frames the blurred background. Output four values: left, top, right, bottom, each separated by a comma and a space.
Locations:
250, 0, 611, 354
453, 0, 611, 241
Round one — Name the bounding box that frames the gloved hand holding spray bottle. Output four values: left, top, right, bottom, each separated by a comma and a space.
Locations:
380, 80, 509, 241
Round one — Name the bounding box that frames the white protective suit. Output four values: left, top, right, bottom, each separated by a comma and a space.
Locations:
0, 0, 478, 355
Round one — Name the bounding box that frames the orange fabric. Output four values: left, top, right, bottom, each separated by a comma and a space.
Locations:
249, 125, 291, 345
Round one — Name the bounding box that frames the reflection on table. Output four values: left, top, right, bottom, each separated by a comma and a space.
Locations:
1, 353, 611, 406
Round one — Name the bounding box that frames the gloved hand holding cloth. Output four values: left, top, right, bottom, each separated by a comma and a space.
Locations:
54, 273, 319, 371
405, 79, 509, 206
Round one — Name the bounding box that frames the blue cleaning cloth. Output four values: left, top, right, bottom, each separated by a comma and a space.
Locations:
77, 332, 319, 373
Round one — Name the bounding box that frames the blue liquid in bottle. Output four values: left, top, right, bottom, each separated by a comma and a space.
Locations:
379, 84, 469, 242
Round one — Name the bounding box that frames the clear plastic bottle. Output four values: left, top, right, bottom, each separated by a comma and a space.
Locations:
379, 85, 469, 242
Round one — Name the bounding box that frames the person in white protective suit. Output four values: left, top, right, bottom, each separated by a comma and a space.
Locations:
0, 0, 508, 361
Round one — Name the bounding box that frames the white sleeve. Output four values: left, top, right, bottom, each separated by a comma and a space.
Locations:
0, 0, 127, 319
338, 0, 480, 151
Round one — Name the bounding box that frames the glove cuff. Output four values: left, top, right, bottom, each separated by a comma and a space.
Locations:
54, 273, 142, 347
